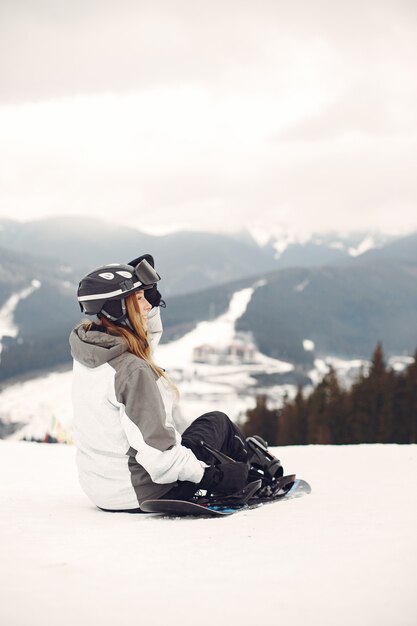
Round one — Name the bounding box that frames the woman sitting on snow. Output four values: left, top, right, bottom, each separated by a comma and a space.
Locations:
70, 254, 284, 512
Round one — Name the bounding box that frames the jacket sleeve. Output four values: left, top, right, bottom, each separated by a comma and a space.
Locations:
115, 364, 205, 485
147, 307, 163, 351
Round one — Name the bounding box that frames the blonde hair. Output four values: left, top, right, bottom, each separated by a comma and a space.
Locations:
84, 292, 178, 395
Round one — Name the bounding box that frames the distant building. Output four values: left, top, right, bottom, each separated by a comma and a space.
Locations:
193, 334, 256, 365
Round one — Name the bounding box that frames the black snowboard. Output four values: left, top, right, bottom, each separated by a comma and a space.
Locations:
140, 479, 312, 517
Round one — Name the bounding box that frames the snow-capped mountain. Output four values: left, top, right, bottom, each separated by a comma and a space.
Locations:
0, 217, 401, 295
0, 217, 416, 385
247, 225, 396, 265
0, 217, 277, 296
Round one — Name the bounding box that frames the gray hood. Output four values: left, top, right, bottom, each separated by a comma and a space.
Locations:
69, 322, 128, 368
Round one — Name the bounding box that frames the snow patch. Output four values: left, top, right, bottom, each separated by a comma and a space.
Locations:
0, 281, 42, 358
273, 232, 296, 258
348, 235, 375, 257
388, 355, 415, 372
253, 278, 267, 289
247, 224, 314, 258
308, 357, 370, 389
248, 227, 271, 247
329, 240, 346, 250
308, 358, 329, 386
0, 370, 73, 442
303, 339, 315, 352
307, 354, 416, 389
294, 278, 309, 292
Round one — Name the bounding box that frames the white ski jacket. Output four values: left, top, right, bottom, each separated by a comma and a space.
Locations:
69, 308, 205, 510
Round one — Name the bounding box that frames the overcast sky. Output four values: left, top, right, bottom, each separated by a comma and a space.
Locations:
0, 0, 416, 237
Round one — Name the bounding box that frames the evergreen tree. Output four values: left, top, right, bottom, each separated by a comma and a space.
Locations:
242, 395, 280, 445
402, 349, 417, 443
349, 343, 390, 442
390, 373, 408, 443
278, 387, 308, 445
245, 342, 417, 445
324, 368, 346, 444
305, 376, 330, 444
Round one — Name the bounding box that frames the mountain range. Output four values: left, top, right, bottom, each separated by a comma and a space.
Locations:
0, 217, 396, 295
0, 216, 415, 383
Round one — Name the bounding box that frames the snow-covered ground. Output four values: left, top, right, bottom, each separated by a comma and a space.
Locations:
0, 441, 415, 626
0, 370, 74, 442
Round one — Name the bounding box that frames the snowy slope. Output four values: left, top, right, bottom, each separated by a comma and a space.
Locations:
0, 370, 73, 441
0, 441, 415, 626
0, 287, 294, 440
0, 279, 41, 357
154, 286, 293, 423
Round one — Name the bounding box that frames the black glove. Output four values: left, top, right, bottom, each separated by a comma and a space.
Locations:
144, 284, 165, 308
128, 254, 165, 308
200, 462, 249, 495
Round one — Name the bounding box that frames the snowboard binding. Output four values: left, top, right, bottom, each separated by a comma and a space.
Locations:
246, 435, 283, 482
244, 436, 298, 500
193, 479, 263, 509
199, 437, 292, 504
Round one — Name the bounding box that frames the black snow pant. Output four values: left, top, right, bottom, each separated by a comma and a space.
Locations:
161, 411, 249, 501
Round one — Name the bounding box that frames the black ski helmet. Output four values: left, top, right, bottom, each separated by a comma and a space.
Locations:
77, 258, 160, 327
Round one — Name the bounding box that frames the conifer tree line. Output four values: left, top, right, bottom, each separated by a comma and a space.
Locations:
242, 344, 417, 445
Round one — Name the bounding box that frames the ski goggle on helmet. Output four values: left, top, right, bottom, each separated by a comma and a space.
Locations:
77, 259, 161, 322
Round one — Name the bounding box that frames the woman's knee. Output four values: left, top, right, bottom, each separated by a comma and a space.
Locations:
196, 410, 230, 423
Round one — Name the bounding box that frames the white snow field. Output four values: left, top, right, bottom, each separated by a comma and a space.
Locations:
0, 442, 416, 626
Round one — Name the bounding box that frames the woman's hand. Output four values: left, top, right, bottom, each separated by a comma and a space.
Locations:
200, 462, 249, 495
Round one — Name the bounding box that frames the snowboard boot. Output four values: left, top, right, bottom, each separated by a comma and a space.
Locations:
246, 435, 287, 498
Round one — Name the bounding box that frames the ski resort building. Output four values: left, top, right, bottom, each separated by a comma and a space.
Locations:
193, 335, 256, 365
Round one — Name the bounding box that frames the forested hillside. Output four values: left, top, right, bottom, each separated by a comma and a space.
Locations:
0, 246, 79, 381
243, 344, 417, 445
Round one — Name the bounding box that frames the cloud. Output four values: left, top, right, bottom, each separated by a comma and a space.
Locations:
0, 0, 416, 236
0, 0, 298, 102
1, 0, 415, 102
1, 87, 416, 236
